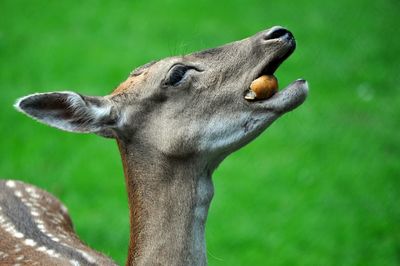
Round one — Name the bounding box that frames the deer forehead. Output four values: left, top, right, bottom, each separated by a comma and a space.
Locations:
112, 75, 146, 95
111, 59, 171, 95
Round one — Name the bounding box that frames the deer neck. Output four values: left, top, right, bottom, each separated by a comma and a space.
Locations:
117, 140, 214, 266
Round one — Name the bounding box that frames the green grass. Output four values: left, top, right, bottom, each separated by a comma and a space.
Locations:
1, 0, 399, 265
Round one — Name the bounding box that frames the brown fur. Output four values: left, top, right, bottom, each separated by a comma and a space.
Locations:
116, 139, 145, 265
112, 75, 142, 95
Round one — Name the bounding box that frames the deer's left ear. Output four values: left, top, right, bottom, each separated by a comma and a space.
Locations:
15, 91, 119, 138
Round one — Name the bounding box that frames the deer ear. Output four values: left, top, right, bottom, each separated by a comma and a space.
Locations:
15, 91, 119, 138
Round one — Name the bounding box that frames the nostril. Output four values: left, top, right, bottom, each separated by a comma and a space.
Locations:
263, 28, 292, 41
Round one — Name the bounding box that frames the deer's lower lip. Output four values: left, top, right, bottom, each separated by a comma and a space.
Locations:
262, 79, 309, 113
244, 78, 308, 114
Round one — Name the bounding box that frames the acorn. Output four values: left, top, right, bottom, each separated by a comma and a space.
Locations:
245, 75, 278, 100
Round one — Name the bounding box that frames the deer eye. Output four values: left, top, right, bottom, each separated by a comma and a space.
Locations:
164, 64, 193, 86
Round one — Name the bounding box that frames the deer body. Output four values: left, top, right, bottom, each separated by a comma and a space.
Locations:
0, 180, 117, 266
1, 26, 308, 265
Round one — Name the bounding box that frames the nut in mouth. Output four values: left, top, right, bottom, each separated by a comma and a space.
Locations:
245, 29, 296, 102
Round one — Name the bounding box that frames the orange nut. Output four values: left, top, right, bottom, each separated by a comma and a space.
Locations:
249, 75, 278, 99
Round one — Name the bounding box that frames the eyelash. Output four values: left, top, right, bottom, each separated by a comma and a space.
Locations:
164, 65, 196, 86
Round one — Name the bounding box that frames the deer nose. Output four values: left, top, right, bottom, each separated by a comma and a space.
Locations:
262, 26, 294, 41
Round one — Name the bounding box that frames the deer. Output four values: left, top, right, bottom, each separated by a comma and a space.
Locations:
0, 26, 308, 265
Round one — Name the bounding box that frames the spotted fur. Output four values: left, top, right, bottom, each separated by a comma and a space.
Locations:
0, 180, 117, 266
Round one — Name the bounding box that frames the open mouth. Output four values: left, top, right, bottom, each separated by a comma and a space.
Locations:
243, 30, 308, 112
244, 37, 296, 101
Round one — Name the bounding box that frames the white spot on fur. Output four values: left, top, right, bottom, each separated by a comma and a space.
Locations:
60, 204, 69, 214
14, 191, 23, 198
24, 202, 33, 208
31, 193, 40, 199
35, 246, 60, 258
47, 249, 57, 257
37, 224, 45, 230
26, 188, 40, 199
24, 239, 36, 247
31, 211, 39, 217
0, 217, 25, 239
77, 249, 96, 264
70, 260, 80, 266
14, 232, 24, 238
36, 246, 47, 252
16, 255, 24, 261
25, 187, 34, 193
6, 180, 16, 188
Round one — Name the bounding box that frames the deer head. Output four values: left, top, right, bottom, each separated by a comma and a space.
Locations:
15, 26, 307, 163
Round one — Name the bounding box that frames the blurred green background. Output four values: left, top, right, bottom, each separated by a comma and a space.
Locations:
1, 0, 399, 265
